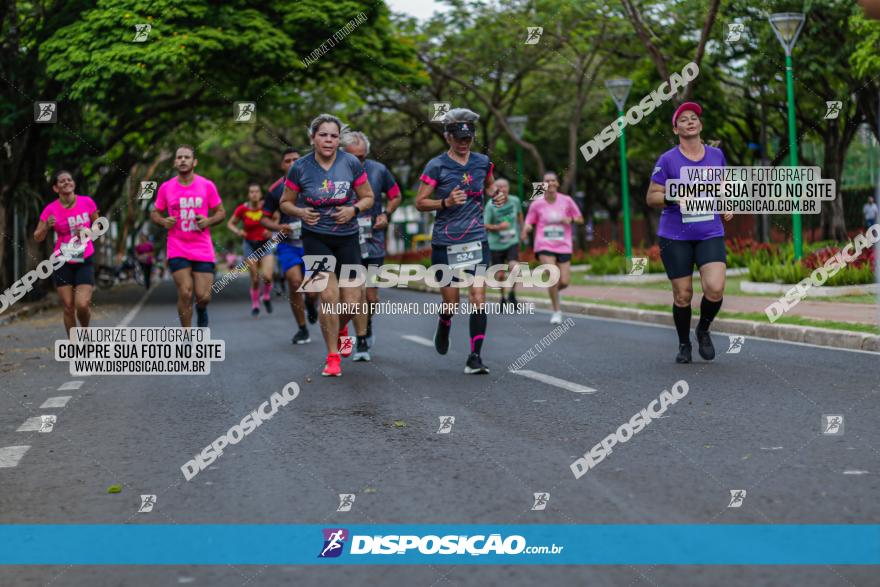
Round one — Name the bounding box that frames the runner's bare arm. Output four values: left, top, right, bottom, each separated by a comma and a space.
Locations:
259, 211, 288, 233
486, 172, 504, 206
150, 208, 177, 230
646, 181, 667, 208
226, 213, 244, 237
385, 191, 402, 216
353, 180, 375, 213
202, 203, 226, 228
33, 221, 49, 242
415, 182, 441, 211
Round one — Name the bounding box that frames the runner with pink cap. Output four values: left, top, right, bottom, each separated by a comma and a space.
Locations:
645, 101, 733, 363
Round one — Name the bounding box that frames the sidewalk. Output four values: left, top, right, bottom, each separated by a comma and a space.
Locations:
535, 284, 878, 326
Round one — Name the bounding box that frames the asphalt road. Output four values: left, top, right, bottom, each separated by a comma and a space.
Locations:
0, 276, 878, 586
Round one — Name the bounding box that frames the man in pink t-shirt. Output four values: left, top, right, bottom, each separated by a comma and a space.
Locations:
521, 171, 584, 324
151, 145, 226, 327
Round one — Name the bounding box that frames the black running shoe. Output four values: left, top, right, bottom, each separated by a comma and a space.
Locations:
251, 307, 259, 317
352, 336, 371, 362
305, 297, 318, 324
366, 318, 374, 349
434, 318, 450, 355
464, 353, 489, 374
696, 328, 715, 361
196, 306, 209, 328
263, 298, 273, 314
676, 343, 692, 364
292, 327, 310, 345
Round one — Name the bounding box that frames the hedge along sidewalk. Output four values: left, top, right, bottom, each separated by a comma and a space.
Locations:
403, 282, 880, 353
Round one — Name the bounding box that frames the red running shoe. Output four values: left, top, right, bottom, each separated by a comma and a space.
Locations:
322, 353, 342, 377
338, 325, 353, 358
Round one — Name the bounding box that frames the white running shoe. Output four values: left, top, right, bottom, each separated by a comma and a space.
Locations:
550, 311, 563, 325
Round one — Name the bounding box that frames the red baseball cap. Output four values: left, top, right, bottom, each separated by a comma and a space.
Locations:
672, 102, 702, 127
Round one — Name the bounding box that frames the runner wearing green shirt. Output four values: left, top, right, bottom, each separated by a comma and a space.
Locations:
484, 178, 522, 308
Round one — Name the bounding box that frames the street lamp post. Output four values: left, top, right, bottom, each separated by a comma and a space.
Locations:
605, 78, 633, 259
507, 115, 528, 200
769, 12, 806, 259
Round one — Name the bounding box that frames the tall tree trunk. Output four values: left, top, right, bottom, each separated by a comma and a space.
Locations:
820, 127, 847, 241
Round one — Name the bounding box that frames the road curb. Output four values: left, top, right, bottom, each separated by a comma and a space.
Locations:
0, 297, 56, 327
403, 283, 879, 353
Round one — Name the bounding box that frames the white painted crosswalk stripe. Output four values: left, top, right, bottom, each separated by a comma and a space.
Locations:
17, 416, 56, 433
0, 446, 30, 468
57, 381, 83, 391
509, 369, 597, 394
402, 335, 434, 348
17, 417, 44, 432
40, 396, 71, 409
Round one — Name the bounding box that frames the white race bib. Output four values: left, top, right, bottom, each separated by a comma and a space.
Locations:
500, 228, 517, 242
542, 225, 565, 241
60, 238, 86, 264
358, 216, 373, 240
446, 240, 483, 269
288, 220, 302, 241
681, 211, 714, 224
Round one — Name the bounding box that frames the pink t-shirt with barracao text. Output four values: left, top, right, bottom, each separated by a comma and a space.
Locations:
39, 195, 98, 262
155, 175, 222, 262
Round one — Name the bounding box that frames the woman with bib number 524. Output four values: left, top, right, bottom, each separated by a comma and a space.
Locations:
416, 107, 503, 375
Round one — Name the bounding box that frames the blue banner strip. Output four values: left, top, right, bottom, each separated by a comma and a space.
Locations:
1, 525, 879, 565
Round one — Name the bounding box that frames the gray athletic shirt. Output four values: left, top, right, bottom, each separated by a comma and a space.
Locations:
285, 151, 367, 236
419, 152, 494, 246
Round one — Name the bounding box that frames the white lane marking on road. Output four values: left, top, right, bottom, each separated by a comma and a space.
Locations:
510, 369, 597, 394
0, 446, 30, 468
57, 381, 83, 391
40, 396, 71, 409
843, 470, 870, 475
17, 416, 55, 432
117, 285, 155, 327
402, 335, 434, 348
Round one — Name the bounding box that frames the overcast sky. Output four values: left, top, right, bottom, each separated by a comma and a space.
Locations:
385, 0, 449, 21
